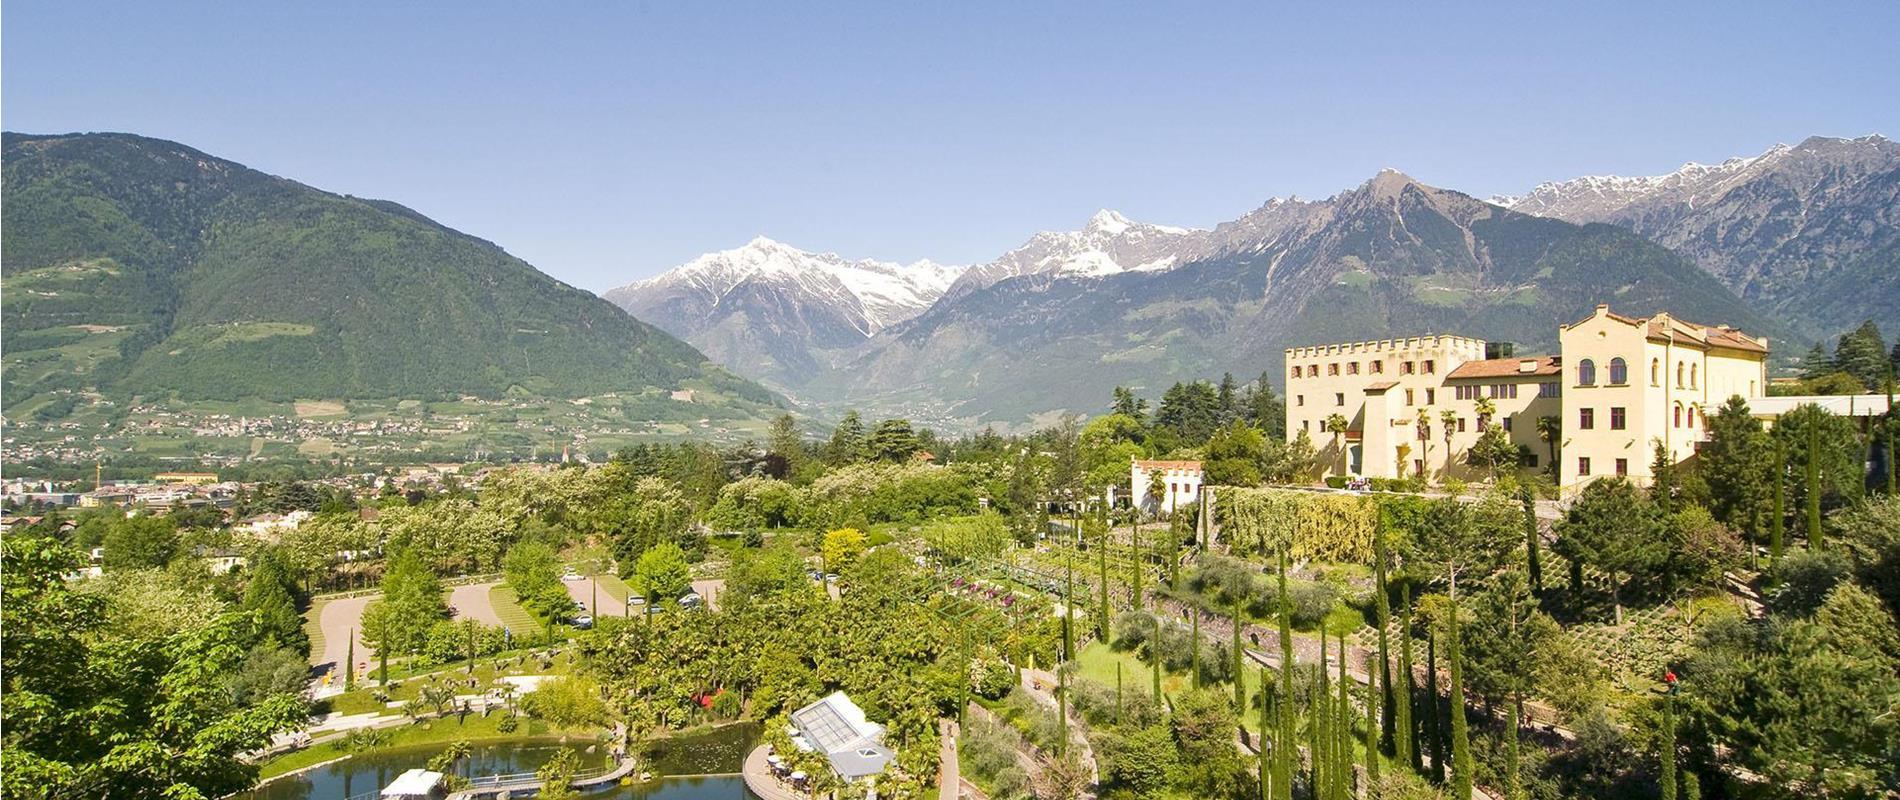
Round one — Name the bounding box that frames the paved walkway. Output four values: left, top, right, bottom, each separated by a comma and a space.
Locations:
447, 581, 505, 627
742, 744, 809, 800
938, 719, 961, 800
311, 594, 372, 681
565, 577, 626, 617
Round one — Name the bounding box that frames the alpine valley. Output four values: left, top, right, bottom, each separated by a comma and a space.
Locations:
611, 136, 1900, 428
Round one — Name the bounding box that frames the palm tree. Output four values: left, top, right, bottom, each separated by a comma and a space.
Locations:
1415, 408, 1433, 478
1536, 415, 1562, 477
1442, 409, 1459, 479
1475, 396, 1497, 430
1324, 413, 1350, 476
1146, 468, 1167, 518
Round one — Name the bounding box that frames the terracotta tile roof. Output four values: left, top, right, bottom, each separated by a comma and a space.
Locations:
1574, 305, 1768, 354
1133, 459, 1202, 471
1445, 355, 1561, 379
1364, 381, 1400, 391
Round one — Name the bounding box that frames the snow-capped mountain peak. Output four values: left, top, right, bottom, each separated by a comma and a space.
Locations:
604, 237, 966, 343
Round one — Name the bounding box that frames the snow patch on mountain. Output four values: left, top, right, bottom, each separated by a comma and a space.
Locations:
944, 209, 1205, 297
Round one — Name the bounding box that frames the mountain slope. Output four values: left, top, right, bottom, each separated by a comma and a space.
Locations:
941, 209, 1204, 302
602, 237, 962, 390
1497, 135, 1900, 335
1, 132, 775, 406
815, 173, 1787, 427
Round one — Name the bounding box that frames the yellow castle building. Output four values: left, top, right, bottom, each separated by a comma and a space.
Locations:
1285, 304, 1770, 493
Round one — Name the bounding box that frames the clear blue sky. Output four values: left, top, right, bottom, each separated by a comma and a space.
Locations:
7, 2, 1896, 291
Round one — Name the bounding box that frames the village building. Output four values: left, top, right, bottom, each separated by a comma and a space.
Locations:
1130, 459, 1203, 515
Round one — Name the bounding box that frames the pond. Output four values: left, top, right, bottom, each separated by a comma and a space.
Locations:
241, 723, 762, 800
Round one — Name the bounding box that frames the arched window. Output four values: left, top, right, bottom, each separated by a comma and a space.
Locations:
1690, 363, 1698, 388
1651, 358, 1660, 386
1687, 406, 1696, 427
1677, 362, 1685, 388
1609, 357, 1627, 385
1674, 403, 1682, 427
1578, 359, 1597, 386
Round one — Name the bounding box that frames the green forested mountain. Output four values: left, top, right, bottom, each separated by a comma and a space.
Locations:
2, 132, 774, 406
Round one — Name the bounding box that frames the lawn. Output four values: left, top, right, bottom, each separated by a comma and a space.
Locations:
487, 584, 541, 634
1074, 641, 1282, 735
256, 712, 601, 779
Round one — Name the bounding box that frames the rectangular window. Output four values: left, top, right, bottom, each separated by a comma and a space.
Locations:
1296, 395, 1305, 407
1477, 416, 1488, 432
1328, 363, 1340, 376
1456, 417, 1467, 433
1424, 360, 1435, 374
1302, 419, 1309, 431
1502, 414, 1513, 432
1347, 362, 1360, 375
1426, 388, 1436, 405
1525, 452, 1539, 468
1578, 457, 1591, 476
1335, 393, 1345, 406
1506, 384, 1519, 399
1402, 361, 1415, 375
1579, 408, 1595, 430
1615, 458, 1628, 477
1371, 361, 1384, 374
1405, 389, 1415, 405
1610, 407, 1626, 430
1539, 381, 1559, 398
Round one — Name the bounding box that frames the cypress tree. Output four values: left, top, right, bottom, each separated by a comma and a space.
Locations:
1131, 525, 1143, 608
1057, 661, 1069, 756
1506, 700, 1522, 800
1191, 610, 1202, 689
1317, 632, 1330, 798
1772, 438, 1787, 566
1425, 627, 1444, 784
344, 633, 355, 691
1337, 632, 1351, 800
1366, 640, 1381, 785
1152, 594, 1164, 701
1099, 532, 1111, 642
1660, 695, 1678, 800
1276, 551, 1296, 800
1447, 594, 1472, 800
1374, 535, 1395, 748
1116, 662, 1124, 725
1806, 421, 1823, 548
1234, 599, 1246, 710
1259, 665, 1273, 800
1397, 584, 1417, 773
1063, 557, 1076, 660
1683, 772, 1701, 800
1520, 486, 1543, 595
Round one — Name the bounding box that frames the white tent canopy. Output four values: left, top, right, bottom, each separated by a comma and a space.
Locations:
381, 768, 445, 798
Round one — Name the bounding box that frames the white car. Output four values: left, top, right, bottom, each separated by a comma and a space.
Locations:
572, 614, 594, 630
561, 568, 582, 581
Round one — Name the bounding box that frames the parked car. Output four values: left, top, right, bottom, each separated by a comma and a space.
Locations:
626, 595, 647, 607
562, 567, 582, 581
572, 614, 594, 630
678, 592, 703, 610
